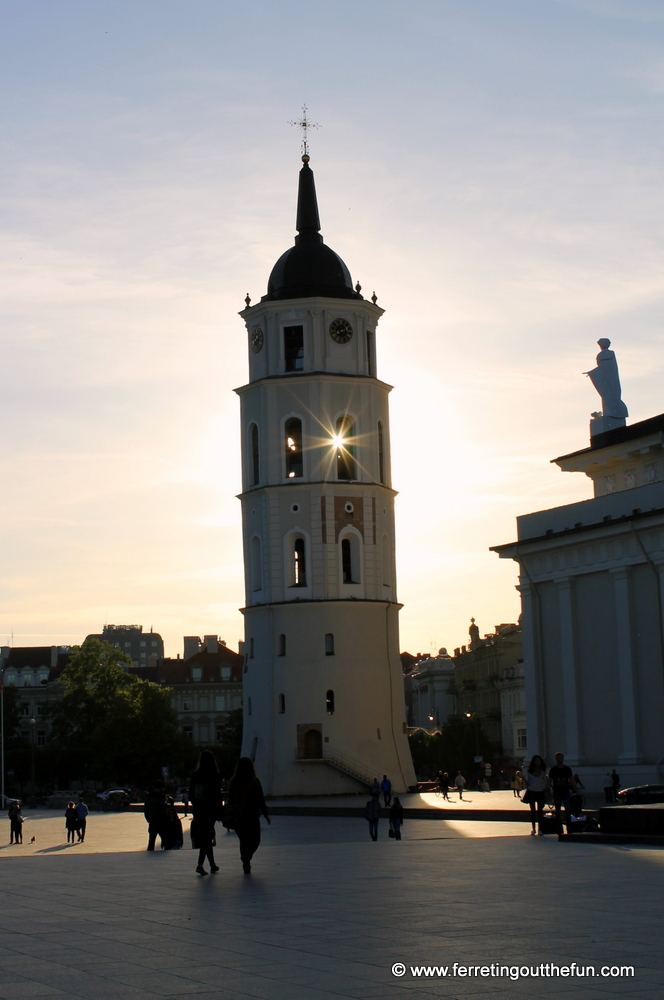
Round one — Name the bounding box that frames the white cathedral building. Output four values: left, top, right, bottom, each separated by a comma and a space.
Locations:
494, 342, 664, 792
236, 153, 416, 796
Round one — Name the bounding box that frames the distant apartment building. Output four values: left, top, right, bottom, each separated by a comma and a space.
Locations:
408, 648, 457, 729
1, 632, 244, 748
453, 620, 526, 763
0, 645, 71, 745
135, 635, 244, 745
85, 624, 164, 667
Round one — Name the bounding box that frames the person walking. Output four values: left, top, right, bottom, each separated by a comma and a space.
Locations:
75, 798, 89, 843
162, 795, 184, 850
365, 795, 381, 841
144, 783, 167, 851
227, 757, 270, 874
8, 800, 23, 844
603, 773, 614, 804
389, 797, 404, 840
511, 771, 523, 798
371, 777, 380, 797
523, 755, 549, 836
611, 769, 621, 800
454, 771, 466, 801
380, 775, 392, 808
189, 750, 223, 875
437, 771, 450, 800
548, 752, 577, 834
65, 801, 78, 844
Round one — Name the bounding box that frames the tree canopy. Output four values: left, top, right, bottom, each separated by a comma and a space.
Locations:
46, 638, 196, 788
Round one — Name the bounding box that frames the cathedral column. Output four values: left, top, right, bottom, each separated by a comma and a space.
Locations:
556, 577, 583, 765
516, 581, 543, 758
610, 567, 643, 764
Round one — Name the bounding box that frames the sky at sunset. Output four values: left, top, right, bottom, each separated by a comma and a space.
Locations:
1, 0, 663, 658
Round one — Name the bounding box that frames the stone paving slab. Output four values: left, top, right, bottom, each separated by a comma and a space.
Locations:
0, 815, 661, 999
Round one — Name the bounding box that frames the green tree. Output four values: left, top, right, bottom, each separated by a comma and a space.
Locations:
46, 638, 195, 788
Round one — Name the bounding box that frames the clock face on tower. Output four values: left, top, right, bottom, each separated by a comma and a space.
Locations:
250, 327, 264, 353
329, 317, 353, 344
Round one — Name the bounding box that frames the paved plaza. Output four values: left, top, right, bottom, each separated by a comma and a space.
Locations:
1, 810, 662, 1000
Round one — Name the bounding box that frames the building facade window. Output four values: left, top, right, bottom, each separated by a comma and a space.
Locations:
183, 726, 193, 739
247, 697, 252, 716
250, 423, 260, 486
517, 728, 528, 749
366, 330, 374, 377
292, 537, 307, 587
326, 689, 335, 714
340, 532, 361, 584
285, 417, 304, 478
192, 667, 202, 682
278, 693, 285, 714
37, 731, 46, 747
284, 325, 304, 372
325, 633, 335, 656
277, 634, 286, 656
378, 421, 385, 484
216, 725, 224, 742
335, 415, 356, 480
251, 535, 262, 592
381, 534, 391, 587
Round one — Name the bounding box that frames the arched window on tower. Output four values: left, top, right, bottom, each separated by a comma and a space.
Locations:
325, 633, 335, 656
277, 633, 286, 656
251, 536, 262, 592
285, 418, 303, 479
293, 537, 307, 587
250, 424, 260, 486
326, 689, 335, 715
340, 531, 361, 584
335, 415, 356, 480
378, 421, 385, 485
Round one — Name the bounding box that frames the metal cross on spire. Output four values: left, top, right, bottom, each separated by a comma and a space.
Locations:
288, 104, 320, 159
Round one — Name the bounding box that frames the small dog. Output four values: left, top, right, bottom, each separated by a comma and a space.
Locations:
30, 836, 36, 843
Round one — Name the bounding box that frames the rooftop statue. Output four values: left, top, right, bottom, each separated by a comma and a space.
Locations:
584, 339, 628, 420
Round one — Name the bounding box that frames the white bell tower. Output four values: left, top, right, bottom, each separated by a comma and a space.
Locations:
236, 152, 416, 795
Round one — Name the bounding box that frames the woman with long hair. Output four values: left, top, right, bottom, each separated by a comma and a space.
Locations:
228, 757, 270, 874
523, 754, 549, 836
188, 749, 222, 875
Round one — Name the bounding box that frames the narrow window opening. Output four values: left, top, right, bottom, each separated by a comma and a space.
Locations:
377, 727, 381, 740
250, 424, 260, 486
341, 538, 352, 583
277, 633, 286, 656
250, 736, 258, 761
278, 693, 285, 714
325, 633, 335, 656
366, 330, 374, 377
285, 417, 303, 478
326, 689, 335, 715
381, 534, 391, 587
378, 421, 385, 485
335, 415, 356, 480
251, 536, 262, 592
293, 538, 307, 587
247, 697, 252, 716
284, 325, 304, 372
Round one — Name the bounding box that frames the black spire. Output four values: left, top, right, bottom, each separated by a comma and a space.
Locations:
295, 156, 322, 243
263, 155, 362, 302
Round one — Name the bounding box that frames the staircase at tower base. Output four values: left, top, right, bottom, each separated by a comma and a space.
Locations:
322, 747, 375, 788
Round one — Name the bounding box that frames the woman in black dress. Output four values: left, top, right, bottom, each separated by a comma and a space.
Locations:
188, 750, 222, 875
228, 757, 270, 874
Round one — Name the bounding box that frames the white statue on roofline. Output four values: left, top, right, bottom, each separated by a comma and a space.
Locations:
585, 339, 628, 424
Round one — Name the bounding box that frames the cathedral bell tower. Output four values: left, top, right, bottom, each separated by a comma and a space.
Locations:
236, 153, 416, 795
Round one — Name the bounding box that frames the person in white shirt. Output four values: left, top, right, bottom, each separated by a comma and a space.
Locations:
523, 756, 549, 836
